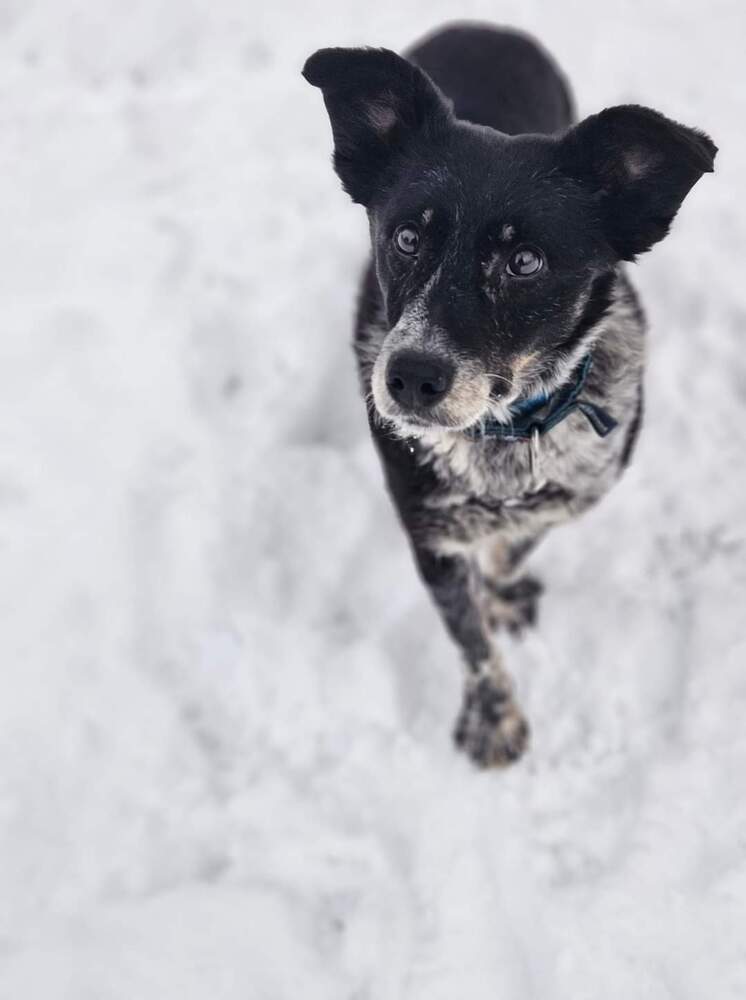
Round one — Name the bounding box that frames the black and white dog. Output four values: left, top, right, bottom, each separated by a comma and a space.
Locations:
303, 23, 716, 767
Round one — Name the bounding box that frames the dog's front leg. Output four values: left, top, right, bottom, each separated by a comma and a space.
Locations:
412, 545, 529, 767
476, 533, 546, 635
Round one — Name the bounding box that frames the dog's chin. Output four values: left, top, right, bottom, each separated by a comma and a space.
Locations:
374, 405, 493, 440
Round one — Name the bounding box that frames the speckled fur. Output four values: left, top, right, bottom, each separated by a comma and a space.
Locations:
359, 265, 645, 537
356, 265, 646, 768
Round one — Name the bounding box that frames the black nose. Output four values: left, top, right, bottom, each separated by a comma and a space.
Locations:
386, 352, 454, 410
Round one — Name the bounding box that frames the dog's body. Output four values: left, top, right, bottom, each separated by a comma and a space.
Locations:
304, 24, 716, 766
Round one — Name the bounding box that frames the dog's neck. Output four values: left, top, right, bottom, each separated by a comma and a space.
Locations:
464, 353, 618, 443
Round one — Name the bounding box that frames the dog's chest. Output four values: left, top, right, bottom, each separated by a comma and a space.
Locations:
417, 423, 587, 501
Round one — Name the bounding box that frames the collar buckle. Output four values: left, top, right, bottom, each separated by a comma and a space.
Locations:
528, 426, 544, 490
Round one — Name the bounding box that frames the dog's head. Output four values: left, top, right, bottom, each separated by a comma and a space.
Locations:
303, 47, 716, 436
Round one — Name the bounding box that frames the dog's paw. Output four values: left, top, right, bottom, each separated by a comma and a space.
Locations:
483, 574, 543, 635
454, 675, 530, 768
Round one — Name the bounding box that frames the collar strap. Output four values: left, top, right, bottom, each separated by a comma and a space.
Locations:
466, 354, 618, 442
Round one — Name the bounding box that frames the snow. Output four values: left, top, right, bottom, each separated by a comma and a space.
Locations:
0, 1, 744, 996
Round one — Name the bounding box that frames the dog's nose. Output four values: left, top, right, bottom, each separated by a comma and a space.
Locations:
386, 352, 454, 410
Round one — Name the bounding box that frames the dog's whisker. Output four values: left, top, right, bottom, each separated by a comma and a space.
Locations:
483, 372, 513, 388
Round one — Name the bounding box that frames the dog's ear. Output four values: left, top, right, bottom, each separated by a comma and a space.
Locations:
559, 105, 717, 259
303, 47, 451, 206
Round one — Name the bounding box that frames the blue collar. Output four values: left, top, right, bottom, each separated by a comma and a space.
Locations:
466, 354, 618, 442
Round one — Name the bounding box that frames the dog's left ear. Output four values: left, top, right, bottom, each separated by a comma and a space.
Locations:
559, 105, 717, 259
303, 47, 451, 206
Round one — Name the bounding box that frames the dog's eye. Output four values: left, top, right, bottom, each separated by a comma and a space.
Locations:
506, 247, 544, 277
394, 224, 420, 256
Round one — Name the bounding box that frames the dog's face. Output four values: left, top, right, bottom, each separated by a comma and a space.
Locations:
304, 47, 715, 436
365, 128, 618, 433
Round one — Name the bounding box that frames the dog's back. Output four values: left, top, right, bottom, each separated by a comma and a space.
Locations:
406, 23, 573, 136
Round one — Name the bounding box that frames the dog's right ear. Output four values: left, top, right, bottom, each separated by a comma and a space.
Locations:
303, 47, 451, 206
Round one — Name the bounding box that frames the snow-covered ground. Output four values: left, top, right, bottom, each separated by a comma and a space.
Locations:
0, 1, 744, 996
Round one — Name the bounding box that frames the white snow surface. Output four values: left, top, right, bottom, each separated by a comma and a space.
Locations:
1, 1, 745, 997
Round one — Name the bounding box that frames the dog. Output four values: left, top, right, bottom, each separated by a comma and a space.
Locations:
303, 23, 716, 768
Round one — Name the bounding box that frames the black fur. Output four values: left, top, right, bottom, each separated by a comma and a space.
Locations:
559, 104, 716, 259
303, 46, 451, 206
560, 269, 617, 355
405, 23, 574, 135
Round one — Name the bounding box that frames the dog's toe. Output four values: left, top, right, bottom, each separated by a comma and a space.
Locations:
454, 675, 530, 768
483, 574, 543, 636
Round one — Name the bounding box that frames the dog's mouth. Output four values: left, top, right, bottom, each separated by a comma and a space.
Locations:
367, 332, 560, 439
380, 410, 477, 436
372, 388, 519, 439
